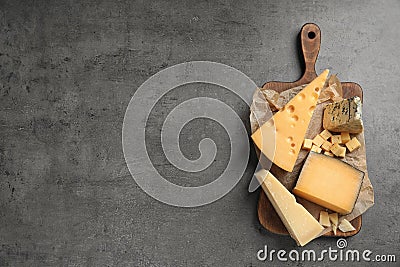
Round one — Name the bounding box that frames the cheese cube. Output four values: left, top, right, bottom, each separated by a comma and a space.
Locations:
321, 140, 333, 152
331, 135, 342, 144
341, 132, 351, 144
338, 219, 356, 232
324, 151, 334, 157
319, 129, 332, 140
293, 152, 365, 214
319, 211, 330, 227
330, 143, 346, 158
312, 134, 325, 147
323, 96, 363, 133
311, 145, 322, 153
302, 139, 313, 150
345, 137, 361, 152
255, 169, 324, 246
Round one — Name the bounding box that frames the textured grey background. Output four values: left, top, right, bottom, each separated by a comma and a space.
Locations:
0, 0, 399, 266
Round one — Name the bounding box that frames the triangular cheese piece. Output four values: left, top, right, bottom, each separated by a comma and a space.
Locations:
252, 69, 329, 172
255, 169, 324, 246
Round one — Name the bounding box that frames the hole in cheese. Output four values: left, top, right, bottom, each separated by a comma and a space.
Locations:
265, 119, 274, 127
309, 105, 316, 115
287, 136, 293, 142
291, 115, 299, 121
312, 92, 319, 100
287, 105, 295, 113
315, 87, 320, 92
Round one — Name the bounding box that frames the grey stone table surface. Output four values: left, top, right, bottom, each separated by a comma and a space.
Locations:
0, 0, 399, 266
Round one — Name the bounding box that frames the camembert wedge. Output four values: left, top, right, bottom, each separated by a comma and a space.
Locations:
255, 169, 324, 246
251, 70, 329, 172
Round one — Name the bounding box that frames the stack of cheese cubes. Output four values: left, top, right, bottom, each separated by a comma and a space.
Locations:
302, 129, 362, 158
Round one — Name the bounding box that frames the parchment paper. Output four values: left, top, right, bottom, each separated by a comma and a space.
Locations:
250, 75, 374, 235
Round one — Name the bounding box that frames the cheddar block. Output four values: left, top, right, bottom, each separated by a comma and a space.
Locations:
321, 140, 333, 152
341, 132, 351, 144
312, 134, 325, 147
346, 137, 361, 152
331, 135, 342, 144
311, 145, 322, 153
338, 219, 356, 232
329, 213, 338, 235
255, 169, 324, 246
302, 139, 313, 150
319, 129, 332, 140
319, 211, 330, 227
324, 151, 334, 157
251, 70, 329, 172
293, 152, 364, 214
330, 143, 346, 158
323, 96, 363, 133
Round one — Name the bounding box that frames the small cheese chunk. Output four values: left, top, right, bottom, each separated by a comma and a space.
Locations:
332, 224, 337, 235
312, 134, 325, 147
311, 145, 322, 153
319, 211, 330, 227
293, 152, 365, 214
324, 151, 334, 157
338, 219, 356, 232
321, 140, 333, 152
319, 129, 332, 140
255, 169, 324, 246
331, 135, 342, 144
323, 96, 363, 133
330, 143, 346, 158
329, 213, 338, 229
341, 132, 351, 144
346, 137, 361, 152
302, 139, 313, 150
329, 213, 338, 235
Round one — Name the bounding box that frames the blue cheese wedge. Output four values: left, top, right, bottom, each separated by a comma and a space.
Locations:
323, 96, 363, 133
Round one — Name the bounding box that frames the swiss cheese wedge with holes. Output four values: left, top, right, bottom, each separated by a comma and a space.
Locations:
251, 69, 329, 172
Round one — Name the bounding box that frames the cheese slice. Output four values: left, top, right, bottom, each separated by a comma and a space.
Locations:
255, 169, 324, 246
319, 211, 330, 227
323, 96, 363, 133
338, 219, 356, 232
293, 152, 364, 214
251, 70, 329, 172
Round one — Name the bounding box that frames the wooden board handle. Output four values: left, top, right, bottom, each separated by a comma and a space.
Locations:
300, 23, 321, 83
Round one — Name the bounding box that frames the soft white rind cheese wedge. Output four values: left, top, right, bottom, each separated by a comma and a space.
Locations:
255, 169, 324, 246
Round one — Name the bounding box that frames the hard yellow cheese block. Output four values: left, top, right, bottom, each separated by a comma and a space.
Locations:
293, 152, 364, 214
255, 169, 324, 246
251, 70, 329, 172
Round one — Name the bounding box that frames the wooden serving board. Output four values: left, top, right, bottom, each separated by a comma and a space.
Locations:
257, 23, 362, 237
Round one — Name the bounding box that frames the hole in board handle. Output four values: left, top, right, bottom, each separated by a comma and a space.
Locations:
308, 31, 316, 39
